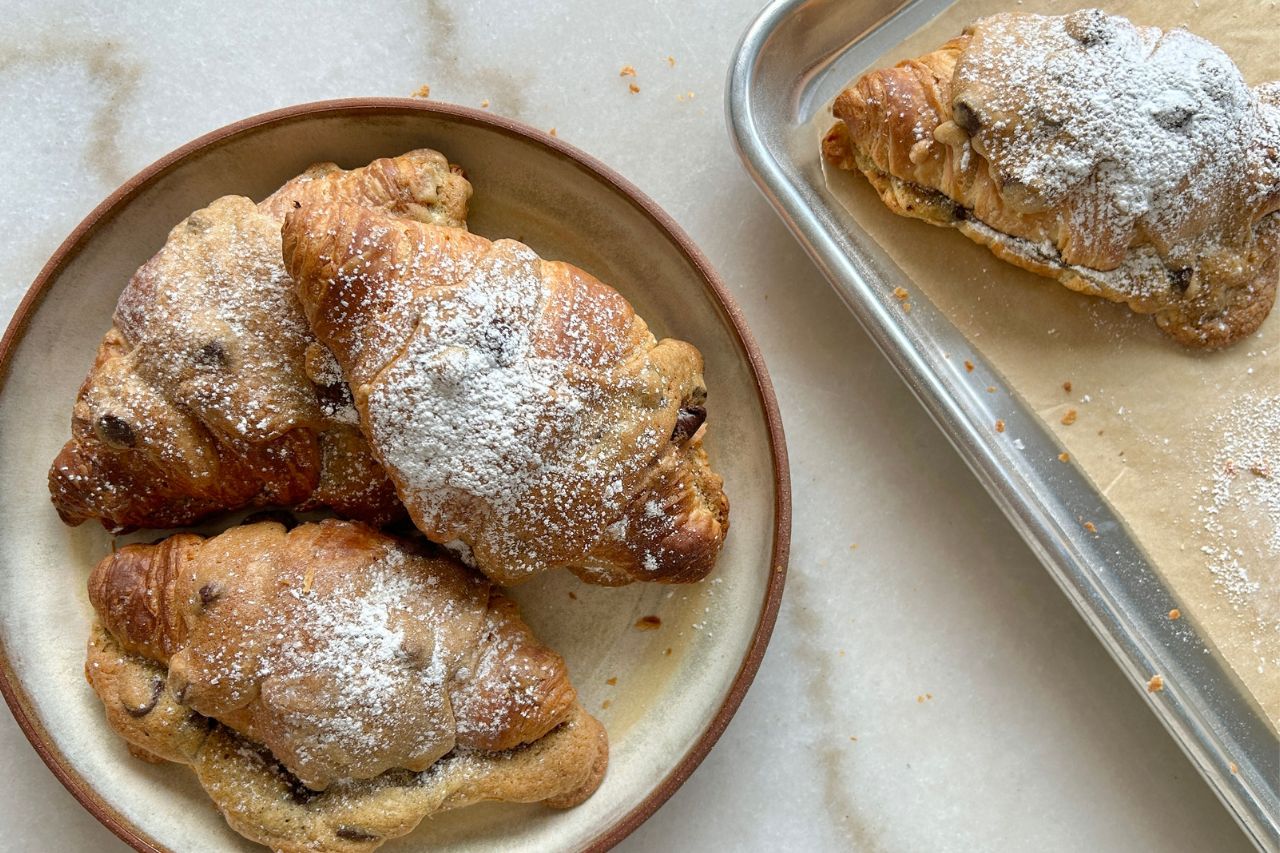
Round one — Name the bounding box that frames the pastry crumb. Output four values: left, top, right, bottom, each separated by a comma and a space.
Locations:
1147, 674, 1164, 692
567, 591, 577, 600
902, 301, 912, 312
480, 99, 490, 108
1250, 461, 1273, 479
986, 386, 997, 393
606, 677, 617, 686
634, 615, 661, 630
1058, 452, 1070, 462
892, 287, 909, 300
411, 84, 431, 98
1168, 608, 1181, 620
1083, 521, 1098, 534
1063, 380, 1072, 393
964, 360, 975, 372
666, 55, 676, 67
995, 419, 1005, 433
1061, 409, 1078, 426
849, 735, 858, 742
663, 647, 673, 656
548, 127, 558, 137
629, 83, 640, 94
1229, 761, 1239, 774
619, 65, 637, 77
601, 699, 612, 709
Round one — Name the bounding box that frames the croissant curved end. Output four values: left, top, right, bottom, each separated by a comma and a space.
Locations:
88, 536, 197, 663
451, 593, 579, 752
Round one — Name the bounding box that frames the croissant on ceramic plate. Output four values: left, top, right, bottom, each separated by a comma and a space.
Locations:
49, 150, 472, 532
281, 202, 730, 586
84, 519, 608, 853
822, 9, 1280, 348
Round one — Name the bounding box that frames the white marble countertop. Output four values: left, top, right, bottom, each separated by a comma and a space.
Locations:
0, 1, 1252, 850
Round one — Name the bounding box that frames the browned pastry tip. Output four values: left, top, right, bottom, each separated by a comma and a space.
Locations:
87, 533, 203, 664
282, 202, 730, 586
451, 591, 578, 751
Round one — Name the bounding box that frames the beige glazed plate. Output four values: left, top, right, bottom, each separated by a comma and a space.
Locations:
0, 100, 790, 852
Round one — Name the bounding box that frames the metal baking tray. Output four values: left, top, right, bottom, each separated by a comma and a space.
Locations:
726, 0, 1279, 847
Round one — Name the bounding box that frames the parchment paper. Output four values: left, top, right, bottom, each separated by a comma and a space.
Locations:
819, 0, 1280, 729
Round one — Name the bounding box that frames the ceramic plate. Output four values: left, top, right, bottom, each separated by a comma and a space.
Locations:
0, 99, 789, 852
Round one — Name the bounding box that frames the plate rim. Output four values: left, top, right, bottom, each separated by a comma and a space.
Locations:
0, 97, 792, 853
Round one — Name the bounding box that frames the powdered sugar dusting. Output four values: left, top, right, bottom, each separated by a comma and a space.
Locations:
953, 10, 1280, 298
362, 240, 668, 578
1195, 394, 1280, 669
183, 536, 492, 790
116, 197, 320, 443
1198, 395, 1280, 579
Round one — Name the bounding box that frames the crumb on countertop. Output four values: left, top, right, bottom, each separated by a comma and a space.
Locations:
892, 287, 909, 300
1168, 608, 1181, 620
411, 84, 431, 98
1147, 674, 1164, 692
629, 83, 640, 94
620, 65, 636, 77
634, 615, 661, 630
964, 360, 975, 372
1061, 409, 1078, 426
1058, 452, 1070, 463
1083, 521, 1098, 534
1063, 380, 1072, 393
606, 677, 617, 686
666, 55, 676, 67
480, 99, 490, 108
995, 419, 1005, 433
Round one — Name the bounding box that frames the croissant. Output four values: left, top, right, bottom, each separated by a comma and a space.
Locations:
823, 9, 1280, 347
49, 150, 472, 531
85, 519, 608, 853
281, 202, 730, 586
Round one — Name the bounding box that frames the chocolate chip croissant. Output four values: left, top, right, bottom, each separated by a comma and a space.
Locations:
85, 519, 608, 853
281, 202, 730, 586
823, 9, 1280, 347
50, 150, 472, 531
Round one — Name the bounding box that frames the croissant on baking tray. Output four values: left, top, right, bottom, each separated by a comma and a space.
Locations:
49, 150, 473, 532
281, 202, 730, 586
823, 9, 1280, 348
85, 519, 608, 853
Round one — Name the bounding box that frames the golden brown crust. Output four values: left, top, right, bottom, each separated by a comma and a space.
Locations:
86, 520, 583, 792
49, 150, 473, 531
282, 202, 729, 586
85, 623, 608, 853
825, 11, 1280, 347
